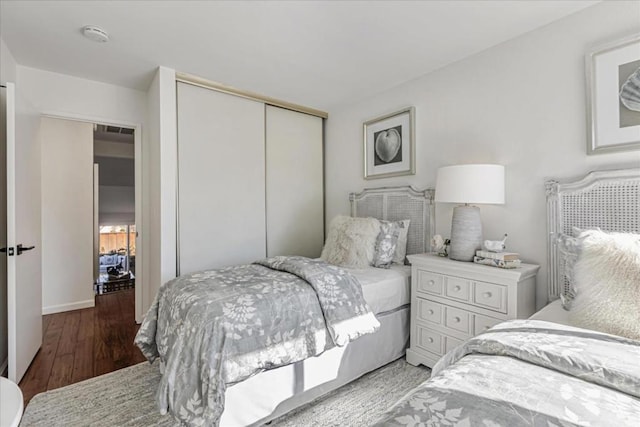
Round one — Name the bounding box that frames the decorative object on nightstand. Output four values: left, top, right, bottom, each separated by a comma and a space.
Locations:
430, 234, 450, 257
474, 247, 522, 268
435, 164, 505, 262
475, 250, 519, 261
473, 255, 521, 269
406, 253, 539, 368
483, 233, 508, 252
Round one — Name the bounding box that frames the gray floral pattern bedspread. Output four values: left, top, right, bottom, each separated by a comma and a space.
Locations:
134, 256, 379, 426
374, 320, 640, 426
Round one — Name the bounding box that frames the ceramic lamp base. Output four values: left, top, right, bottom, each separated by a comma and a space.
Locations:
449, 205, 482, 262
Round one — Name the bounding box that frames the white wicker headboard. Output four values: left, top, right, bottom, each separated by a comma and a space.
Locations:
546, 168, 640, 300
350, 186, 435, 257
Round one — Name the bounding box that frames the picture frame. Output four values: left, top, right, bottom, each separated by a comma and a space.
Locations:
363, 107, 415, 179
586, 33, 640, 155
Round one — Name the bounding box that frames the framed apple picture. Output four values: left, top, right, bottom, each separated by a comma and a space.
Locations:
363, 107, 415, 179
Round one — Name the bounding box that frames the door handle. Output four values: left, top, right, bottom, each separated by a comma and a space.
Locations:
17, 244, 35, 255
0, 247, 15, 256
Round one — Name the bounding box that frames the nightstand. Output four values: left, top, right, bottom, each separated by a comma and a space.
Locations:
406, 253, 539, 368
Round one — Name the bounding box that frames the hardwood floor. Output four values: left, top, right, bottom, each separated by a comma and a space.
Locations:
19, 288, 146, 406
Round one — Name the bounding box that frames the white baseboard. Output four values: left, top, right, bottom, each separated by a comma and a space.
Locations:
0, 358, 7, 376
42, 299, 95, 315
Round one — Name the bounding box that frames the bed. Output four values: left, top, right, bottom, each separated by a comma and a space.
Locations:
135, 186, 435, 426
373, 168, 640, 426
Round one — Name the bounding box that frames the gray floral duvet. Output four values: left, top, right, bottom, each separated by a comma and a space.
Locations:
374, 320, 640, 427
135, 256, 379, 426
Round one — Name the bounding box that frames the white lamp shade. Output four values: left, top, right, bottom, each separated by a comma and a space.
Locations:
435, 164, 505, 205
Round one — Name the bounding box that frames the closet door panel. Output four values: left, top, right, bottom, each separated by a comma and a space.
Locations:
266, 106, 323, 258
177, 83, 265, 274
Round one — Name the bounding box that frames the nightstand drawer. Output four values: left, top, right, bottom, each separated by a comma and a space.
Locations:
416, 298, 442, 325
444, 277, 471, 302
445, 335, 464, 353
444, 306, 471, 334
415, 325, 444, 355
417, 270, 444, 296
473, 281, 507, 313
474, 314, 502, 335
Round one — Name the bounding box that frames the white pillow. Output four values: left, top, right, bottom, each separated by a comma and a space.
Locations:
569, 229, 640, 340
393, 220, 411, 265
321, 215, 380, 268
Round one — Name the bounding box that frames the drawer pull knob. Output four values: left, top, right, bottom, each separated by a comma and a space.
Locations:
427, 337, 434, 343
427, 309, 434, 315
454, 285, 461, 292
428, 280, 435, 285
454, 316, 461, 323
483, 292, 492, 298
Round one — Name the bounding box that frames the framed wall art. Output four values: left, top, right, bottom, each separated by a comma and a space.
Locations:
586, 33, 640, 154
363, 107, 415, 179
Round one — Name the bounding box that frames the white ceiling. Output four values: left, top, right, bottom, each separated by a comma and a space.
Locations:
0, 0, 599, 110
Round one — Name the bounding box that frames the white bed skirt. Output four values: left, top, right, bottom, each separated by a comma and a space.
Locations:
220, 306, 410, 426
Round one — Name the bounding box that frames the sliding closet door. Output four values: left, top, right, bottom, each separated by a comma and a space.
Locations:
177, 83, 266, 274
266, 106, 323, 257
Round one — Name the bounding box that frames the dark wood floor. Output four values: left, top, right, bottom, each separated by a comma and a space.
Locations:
19, 288, 146, 406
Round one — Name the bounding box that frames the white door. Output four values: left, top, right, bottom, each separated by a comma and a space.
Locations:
40, 117, 93, 314
265, 106, 324, 257
5, 82, 43, 382
93, 164, 100, 284
176, 82, 266, 274
0, 86, 8, 375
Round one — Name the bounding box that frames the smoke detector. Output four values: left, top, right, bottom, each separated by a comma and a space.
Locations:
82, 25, 110, 43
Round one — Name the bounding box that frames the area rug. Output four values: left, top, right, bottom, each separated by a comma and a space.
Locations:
21, 358, 430, 426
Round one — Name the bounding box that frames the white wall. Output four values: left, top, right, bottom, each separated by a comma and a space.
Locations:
0, 38, 17, 85
94, 140, 134, 159
325, 1, 640, 309
144, 66, 177, 315
40, 117, 94, 314
95, 156, 135, 187
0, 37, 17, 373
99, 186, 135, 225
17, 66, 147, 125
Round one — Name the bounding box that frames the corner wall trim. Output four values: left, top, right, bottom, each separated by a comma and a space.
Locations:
42, 299, 95, 315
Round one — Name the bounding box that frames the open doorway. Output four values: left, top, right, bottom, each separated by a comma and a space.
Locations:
93, 125, 136, 295
39, 116, 142, 322
96, 225, 135, 294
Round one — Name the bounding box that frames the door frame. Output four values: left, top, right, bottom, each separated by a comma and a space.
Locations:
41, 111, 144, 323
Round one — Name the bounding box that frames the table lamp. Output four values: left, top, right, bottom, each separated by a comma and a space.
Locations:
435, 164, 505, 261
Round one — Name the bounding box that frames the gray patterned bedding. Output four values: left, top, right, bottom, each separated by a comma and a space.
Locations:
374, 320, 640, 426
135, 256, 379, 426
